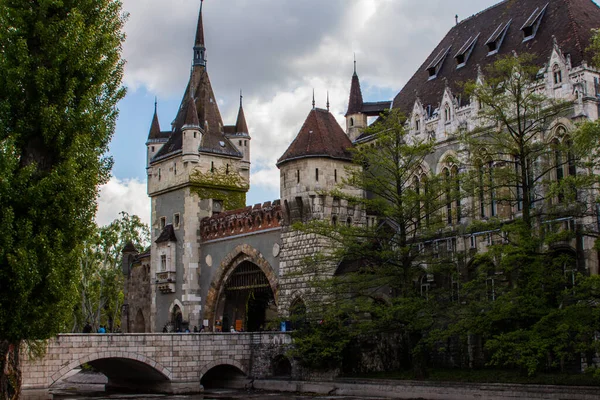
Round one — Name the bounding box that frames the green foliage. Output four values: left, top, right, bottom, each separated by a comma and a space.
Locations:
0, 0, 126, 342
190, 166, 248, 211
70, 212, 149, 332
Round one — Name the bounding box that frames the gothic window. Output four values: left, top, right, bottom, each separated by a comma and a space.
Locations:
414, 115, 421, 132
553, 64, 562, 85
174, 213, 180, 229
444, 105, 451, 122
160, 216, 166, 230
297, 169, 300, 184
334, 169, 337, 183
350, 117, 354, 127
160, 254, 167, 272
315, 168, 319, 182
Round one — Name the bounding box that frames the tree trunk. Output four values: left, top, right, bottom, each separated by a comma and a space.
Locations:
0, 340, 21, 400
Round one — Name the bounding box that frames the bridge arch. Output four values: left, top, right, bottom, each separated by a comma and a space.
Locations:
205, 244, 278, 331
49, 351, 172, 386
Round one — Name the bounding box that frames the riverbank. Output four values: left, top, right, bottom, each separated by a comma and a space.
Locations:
253, 378, 600, 400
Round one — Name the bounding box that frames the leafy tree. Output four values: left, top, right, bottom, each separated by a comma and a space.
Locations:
431, 54, 600, 375
0, 0, 126, 397
71, 213, 149, 333
291, 109, 452, 374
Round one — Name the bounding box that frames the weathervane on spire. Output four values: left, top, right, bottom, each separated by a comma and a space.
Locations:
354, 53, 357, 75
326, 91, 330, 111
312, 89, 316, 109
240, 89, 243, 107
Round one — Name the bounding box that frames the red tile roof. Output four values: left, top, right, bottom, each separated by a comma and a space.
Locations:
277, 108, 353, 166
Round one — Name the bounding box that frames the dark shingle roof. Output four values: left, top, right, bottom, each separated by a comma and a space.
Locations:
152, 67, 242, 161
183, 96, 200, 128
148, 108, 162, 140
362, 101, 392, 115
346, 72, 364, 116
155, 224, 177, 244
277, 108, 353, 166
392, 0, 600, 114
236, 104, 249, 133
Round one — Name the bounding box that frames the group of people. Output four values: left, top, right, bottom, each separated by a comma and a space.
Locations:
82, 322, 111, 333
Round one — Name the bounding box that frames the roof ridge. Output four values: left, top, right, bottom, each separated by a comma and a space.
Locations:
457, 0, 509, 26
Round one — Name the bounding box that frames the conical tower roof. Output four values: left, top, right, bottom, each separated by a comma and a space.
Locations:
346, 67, 363, 117
235, 95, 249, 133
148, 103, 161, 139
183, 96, 200, 128
277, 108, 353, 167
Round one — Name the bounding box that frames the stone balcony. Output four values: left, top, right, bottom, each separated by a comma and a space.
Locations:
155, 270, 176, 293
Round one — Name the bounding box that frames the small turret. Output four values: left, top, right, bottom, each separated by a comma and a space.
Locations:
182, 96, 202, 164
146, 99, 168, 167
235, 91, 250, 163
345, 60, 368, 142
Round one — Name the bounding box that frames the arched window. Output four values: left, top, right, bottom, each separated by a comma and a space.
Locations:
414, 115, 421, 132
553, 64, 562, 85
444, 104, 451, 122
350, 117, 354, 127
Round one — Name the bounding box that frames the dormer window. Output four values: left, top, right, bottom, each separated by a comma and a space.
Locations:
485, 20, 511, 56
455, 34, 480, 69
521, 3, 548, 41
553, 64, 562, 85
425, 46, 451, 80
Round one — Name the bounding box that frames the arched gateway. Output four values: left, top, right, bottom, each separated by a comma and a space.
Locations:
205, 244, 278, 332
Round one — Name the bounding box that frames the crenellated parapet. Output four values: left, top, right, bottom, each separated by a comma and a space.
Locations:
200, 200, 282, 241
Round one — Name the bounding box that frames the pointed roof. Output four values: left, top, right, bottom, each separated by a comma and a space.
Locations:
235, 95, 249, 133
392, 0, 600, 114
182, 96, 200, 128
195, 0, 205, 47
121, 241, 138, 254
148, 103, 162, 140
346, 69, 364, 116
277, 108, 353, 167
155, 224, 177, 244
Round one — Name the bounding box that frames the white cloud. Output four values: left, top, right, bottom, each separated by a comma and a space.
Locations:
118, 0, 500, 204
96, 177, 150, 227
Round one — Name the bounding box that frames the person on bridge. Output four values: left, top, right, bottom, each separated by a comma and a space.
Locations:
97, 325, 106, 334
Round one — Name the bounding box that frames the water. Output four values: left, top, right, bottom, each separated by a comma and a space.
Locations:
26, 388, 381, 400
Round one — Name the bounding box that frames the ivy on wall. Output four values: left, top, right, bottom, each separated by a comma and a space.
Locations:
190, 166, 249, 211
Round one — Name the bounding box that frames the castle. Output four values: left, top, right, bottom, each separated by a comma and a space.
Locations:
122, 0, 600, 334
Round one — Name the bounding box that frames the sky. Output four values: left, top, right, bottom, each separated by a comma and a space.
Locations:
95, 0, 599, 227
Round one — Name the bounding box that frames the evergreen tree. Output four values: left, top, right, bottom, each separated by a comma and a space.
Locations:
0, 1, 126, 397
290, 109, 453, 375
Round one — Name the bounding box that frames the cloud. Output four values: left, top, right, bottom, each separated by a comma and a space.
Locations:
118, 0, 500, 204
96, 177, 150, 227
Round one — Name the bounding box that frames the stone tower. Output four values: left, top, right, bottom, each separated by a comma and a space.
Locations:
145, 2, 250, 332
345, 62, 368, 142
276, 107, 363, 315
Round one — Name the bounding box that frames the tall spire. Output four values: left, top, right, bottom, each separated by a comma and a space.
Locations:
346, 58, 363, 117
193, 0, 206, 67
148, 99, 161, 139
312, 89, 315, 109
236, 89, 249, 133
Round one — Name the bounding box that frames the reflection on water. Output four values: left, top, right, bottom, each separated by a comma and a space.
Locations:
24, 388, 382, 400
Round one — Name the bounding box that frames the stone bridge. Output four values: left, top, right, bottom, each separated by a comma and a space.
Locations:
21, 332, 292, 394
